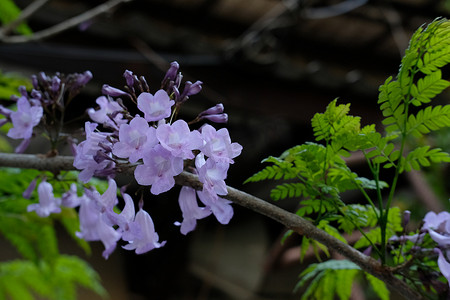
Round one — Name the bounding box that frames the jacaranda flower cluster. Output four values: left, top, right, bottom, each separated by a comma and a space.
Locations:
0, 62, 242, 259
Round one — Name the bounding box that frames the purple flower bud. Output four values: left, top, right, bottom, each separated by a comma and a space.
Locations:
123, 70, 134, 87
51, 76, 61, 93
30, 89, 42, 100
180, 81, 202, 99
174, 73, 183, 89
31, 75, 39, 89
38, 72, 49, 84
76, 71, 93, 86
201, 113, 228, 123
163, 61, 179, 82
18, 86, 28, 98
23, 178, 38, 199
102, 84, 128, 97
199, 104, 224, 117
402, 210, 411, 227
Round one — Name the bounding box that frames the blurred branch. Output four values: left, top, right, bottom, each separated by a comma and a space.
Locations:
0, 152, 424, 299
0, 0, 133, 44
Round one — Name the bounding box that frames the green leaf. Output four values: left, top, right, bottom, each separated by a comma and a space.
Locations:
295, 260, 360, 300
0, 0, 32, 35
270, 182, 304, 201
410, 70, 450, 105
406, 105, 450, 137
365, 273, 390, 300
401, 146, 450, 172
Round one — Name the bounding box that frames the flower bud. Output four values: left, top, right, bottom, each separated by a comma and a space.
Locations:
51, 76, 61, 93
102, 84, 128, 97
163, 61, 179, 82
23, 178, 37, 199
76, 71, 93, 86
199, 103, 224, 117
202, 113, 228, 123
402, 210, 411, 227
123, 70, 134, 87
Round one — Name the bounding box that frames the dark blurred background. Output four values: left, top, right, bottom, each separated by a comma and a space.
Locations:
0, 0, 449, 299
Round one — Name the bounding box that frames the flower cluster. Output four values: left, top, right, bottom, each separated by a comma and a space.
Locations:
26, 178, 164, 259
12, 62, 240, 259
0, 71, 93, 153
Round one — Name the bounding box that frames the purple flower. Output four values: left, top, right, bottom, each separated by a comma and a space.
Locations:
435, 248, 450, 288
197, 189, 233, 225
61, 183, 82, 208
199, 124, 242, 164
112, 116, 158, 163
87, 96, 126, 129
423, 211, 450, 247
175, 186, 211, 235
122, 201, 166, 254
76, 186, 121, 259
134, 144, 183, 195
156, 120, 203, 159
137, 90, 174, 122
73, 122, 116, 183
7, 96, 43, 140
27, 181, 61, 217
195, 153, 228, 196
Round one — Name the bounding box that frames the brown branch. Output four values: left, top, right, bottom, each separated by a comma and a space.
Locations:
0, 0, 133, 44
0, 152, 424, 299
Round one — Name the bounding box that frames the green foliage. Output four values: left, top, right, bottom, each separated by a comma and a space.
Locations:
245, 16, 450, 300
0, 256, 106, 300
0, 168, 106, 299
295, 260, 389, 300
0, 70, 32, 100
0, 0, 32, 35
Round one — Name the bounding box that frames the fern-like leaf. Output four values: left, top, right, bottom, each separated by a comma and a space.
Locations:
406, 104, 450, 137
401, 146, 450, 172
270, 182, 304, 201
410, 70, 450, 106
295, 260, 361, 300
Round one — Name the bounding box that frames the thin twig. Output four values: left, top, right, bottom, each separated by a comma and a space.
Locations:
0, 0, 50, 37
0, 0, 133, 44
0, 152, 424, 300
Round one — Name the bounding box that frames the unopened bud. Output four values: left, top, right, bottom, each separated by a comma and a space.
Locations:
199, 103, 224, 117
402, 210, 411, 227
124, 70, 134, 87
102, 84, 128, 97
202, 113, 228, 123
23, 178, 38, 199
163, 61, 179, 82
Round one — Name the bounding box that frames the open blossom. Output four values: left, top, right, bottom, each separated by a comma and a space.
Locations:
7, 96, 43, 140
112, 116, 158, 163
27, 180, 62, 217
156, 119, 203, 159
137, 90, 174, 122
195, 153, 228, 196
87, 96, 126, 129
176, 186, 211, 235
423, 211, 450, 247
76, 185, 121, 259
134, 144, 184, 195
200, 124, 242, 164
122, 201, 166, 254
